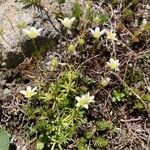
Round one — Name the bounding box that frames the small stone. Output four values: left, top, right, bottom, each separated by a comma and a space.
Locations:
3, 88, 12, 96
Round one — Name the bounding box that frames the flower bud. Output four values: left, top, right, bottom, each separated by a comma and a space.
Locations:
67, 44, 76, 53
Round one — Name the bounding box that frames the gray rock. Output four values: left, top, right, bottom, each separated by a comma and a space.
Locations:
0, 0, 60, 68
3, 88, 12, 96
0, 0, 83, 68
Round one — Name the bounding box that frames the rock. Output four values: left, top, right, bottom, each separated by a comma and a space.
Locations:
0, 0, 60, 68
0, 0, 83, 68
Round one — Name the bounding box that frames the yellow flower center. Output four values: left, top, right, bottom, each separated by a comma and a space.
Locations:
28, 31, 37, 39
107, 32, 114, 39
111, 62, 117, 69
26, 91, 34, 98
79, 98, 89, 106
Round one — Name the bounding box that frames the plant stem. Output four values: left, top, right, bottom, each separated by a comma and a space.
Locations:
51, 143, 56, 150
112, 40, 116, 58
32, 39, 38, 51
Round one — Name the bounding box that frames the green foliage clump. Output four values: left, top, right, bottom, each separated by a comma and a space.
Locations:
37, 141, 44, 150
111, 0, 121, 5
128, 71, 143, 84
24, 69, 87, 149
57, 0, 65, 4
112, 88, 132, 102
133, 89, 150, 113
20, 0, 41, 5
144, 23, 150, 32
96, 120, 111, 131
71, 1, 83, 19
84, 129, 95, 139
76, 137, 87, 150
130, 0, 139, 5
0, 129, 10, 150
94, 137, 108, 148
93, 13, 108, 24
123, 9, 133, 18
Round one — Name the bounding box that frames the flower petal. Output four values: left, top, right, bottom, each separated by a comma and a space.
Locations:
100, 29, 107, 35
95, 27, 100, 32
32, 87, 37, 92
76, 103, 80, 107
37, 28, 43, 34
89, 28, 94, 33
75, 96, 81, 101
106, 62, 110, 66
19, 90, 27, 96
27, 86, 32, 92
58, 19, 63, 23
90, 96, 94, 101
30, 27, 36, 32
71, 17, 75, 22
84, 104, 89, 109
22, 29, 29, 35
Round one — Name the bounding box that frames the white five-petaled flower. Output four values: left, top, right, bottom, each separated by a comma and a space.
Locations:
76, 92, 95, 109
89, 27, 106, 39
59, 17, 75, 29
106, 58, 120, 70
22, 27, 43, 39
106, 30, 117, 41
20, 86, 37, 98
100, 77, 110, 87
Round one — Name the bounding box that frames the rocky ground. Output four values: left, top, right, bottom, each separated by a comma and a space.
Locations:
0, 0, 150, 150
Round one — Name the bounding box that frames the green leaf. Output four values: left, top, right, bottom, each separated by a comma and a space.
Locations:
37, 141, 44, 150
72, 2, 83, 18
0, 129, 10, 150
57, 0, 65, 4
144, 23, 150, 32
20, 0, 41, 5
93, 13, 108, 24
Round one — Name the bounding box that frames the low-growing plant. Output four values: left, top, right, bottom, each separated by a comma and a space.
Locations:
0, 129, 10, 150
93, 13, 108, 24
94, 137, 108, 148
96, 120, 112, 131
6, 0, 149, 149
111, 0, 120, 5
71, 1, 83, 19
76, 137, 87, 150
144, 23, 150, 32
84, 129, 95, 140
23, 69, 93, 149
20, 0, 41, 5
123, 9, 133, 19
112, 88, 132, 102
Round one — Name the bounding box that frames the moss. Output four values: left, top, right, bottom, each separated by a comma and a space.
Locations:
96, 120, 111, 131
84, 129, 95, 139
111, 0, 121, 6
144, 23, 150, 32
94, 137, 108, 148
123, 9, 133, 19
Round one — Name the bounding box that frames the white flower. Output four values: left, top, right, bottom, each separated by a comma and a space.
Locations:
76, 92, 95, 109
100, 77, 110, 87
22, 27, 43, 39
20, 86, 37, 98
59, 17, 75, 29
106, 58, 120, 70
106, 30, 117, 41
89, 27, 106, 39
